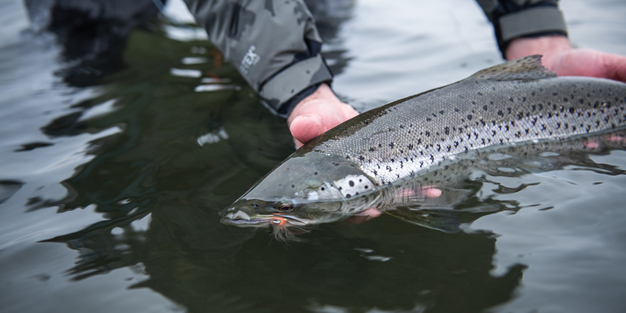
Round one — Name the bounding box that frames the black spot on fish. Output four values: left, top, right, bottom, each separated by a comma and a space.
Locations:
407, 144, 414, 150
346, 194, 352, 199
483, 105, 488, 111
349, 180, 355, 187
439, 110, 445, 115
389, 142, 395, 148
369, 147, 376, 152
425, 131, 431, 137
467, 114, 473, 120
444, 127, 450, 135
291, 184, 295, 188
497, 110, 503, 117
358, 156, 365, 161
314, 172, 318, 175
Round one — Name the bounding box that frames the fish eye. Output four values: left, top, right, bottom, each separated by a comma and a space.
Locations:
251, 203, 259, 209
271, 218, 284, 225
276, 203, 294, 212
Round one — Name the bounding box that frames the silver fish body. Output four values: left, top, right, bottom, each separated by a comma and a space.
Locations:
220, 56, 626, 239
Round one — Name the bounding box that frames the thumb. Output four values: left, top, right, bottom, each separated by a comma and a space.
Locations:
289, 115, 324, 148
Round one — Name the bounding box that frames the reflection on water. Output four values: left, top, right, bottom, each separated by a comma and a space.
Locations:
1, 0, 626, 312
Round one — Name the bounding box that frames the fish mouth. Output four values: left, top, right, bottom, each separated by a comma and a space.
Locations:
220, 210, 267, 227
220, 210, 309, 227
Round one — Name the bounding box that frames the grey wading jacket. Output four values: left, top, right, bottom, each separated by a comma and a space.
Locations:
183, 0, 567, 117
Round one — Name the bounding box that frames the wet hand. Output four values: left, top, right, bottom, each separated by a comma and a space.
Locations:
287, 83, 359, 148
506, 35, 626, 82
344, 186, 442, 225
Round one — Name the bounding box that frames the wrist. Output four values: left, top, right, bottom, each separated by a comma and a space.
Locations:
505, 35, 571, 61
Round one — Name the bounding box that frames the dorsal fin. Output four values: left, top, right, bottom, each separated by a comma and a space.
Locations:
470, 55, 557, 81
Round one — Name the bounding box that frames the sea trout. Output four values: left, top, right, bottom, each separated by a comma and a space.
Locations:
220, 56, 626, 240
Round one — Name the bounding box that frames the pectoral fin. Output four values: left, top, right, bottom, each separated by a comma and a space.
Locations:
386, 206, 463, 233
384, 187, 491, 233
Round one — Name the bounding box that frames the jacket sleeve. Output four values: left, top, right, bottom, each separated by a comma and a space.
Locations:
183, 0, 333, 115
475, 0, 568, 55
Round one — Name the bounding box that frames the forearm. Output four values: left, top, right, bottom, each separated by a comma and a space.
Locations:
183, 0, 333, 115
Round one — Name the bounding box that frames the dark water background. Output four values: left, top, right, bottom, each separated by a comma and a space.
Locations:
1, 0, 626, 312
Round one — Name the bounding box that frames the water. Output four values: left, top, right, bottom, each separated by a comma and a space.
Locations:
1, 0, 626, 312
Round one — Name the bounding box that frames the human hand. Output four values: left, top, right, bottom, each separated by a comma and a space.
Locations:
505, 35, 626, 82
287, 83, 359, 148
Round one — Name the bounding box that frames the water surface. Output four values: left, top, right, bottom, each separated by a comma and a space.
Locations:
1, 0, 626, 312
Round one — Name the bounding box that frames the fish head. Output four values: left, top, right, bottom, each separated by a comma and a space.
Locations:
220, 152, 380, 240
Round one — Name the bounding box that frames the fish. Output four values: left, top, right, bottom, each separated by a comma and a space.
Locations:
220, 55, 626, 241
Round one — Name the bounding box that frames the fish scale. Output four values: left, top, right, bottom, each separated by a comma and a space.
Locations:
305, 56, 626, 185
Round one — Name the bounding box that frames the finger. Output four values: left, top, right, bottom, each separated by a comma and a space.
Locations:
420, 187, 442, 198
603, 53, 626, 83
345, 207, 382, 225
289, 115, 323, 146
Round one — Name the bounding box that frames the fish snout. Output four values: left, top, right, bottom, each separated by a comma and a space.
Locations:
219, 206, 236, 217
223, 210, 252, 220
